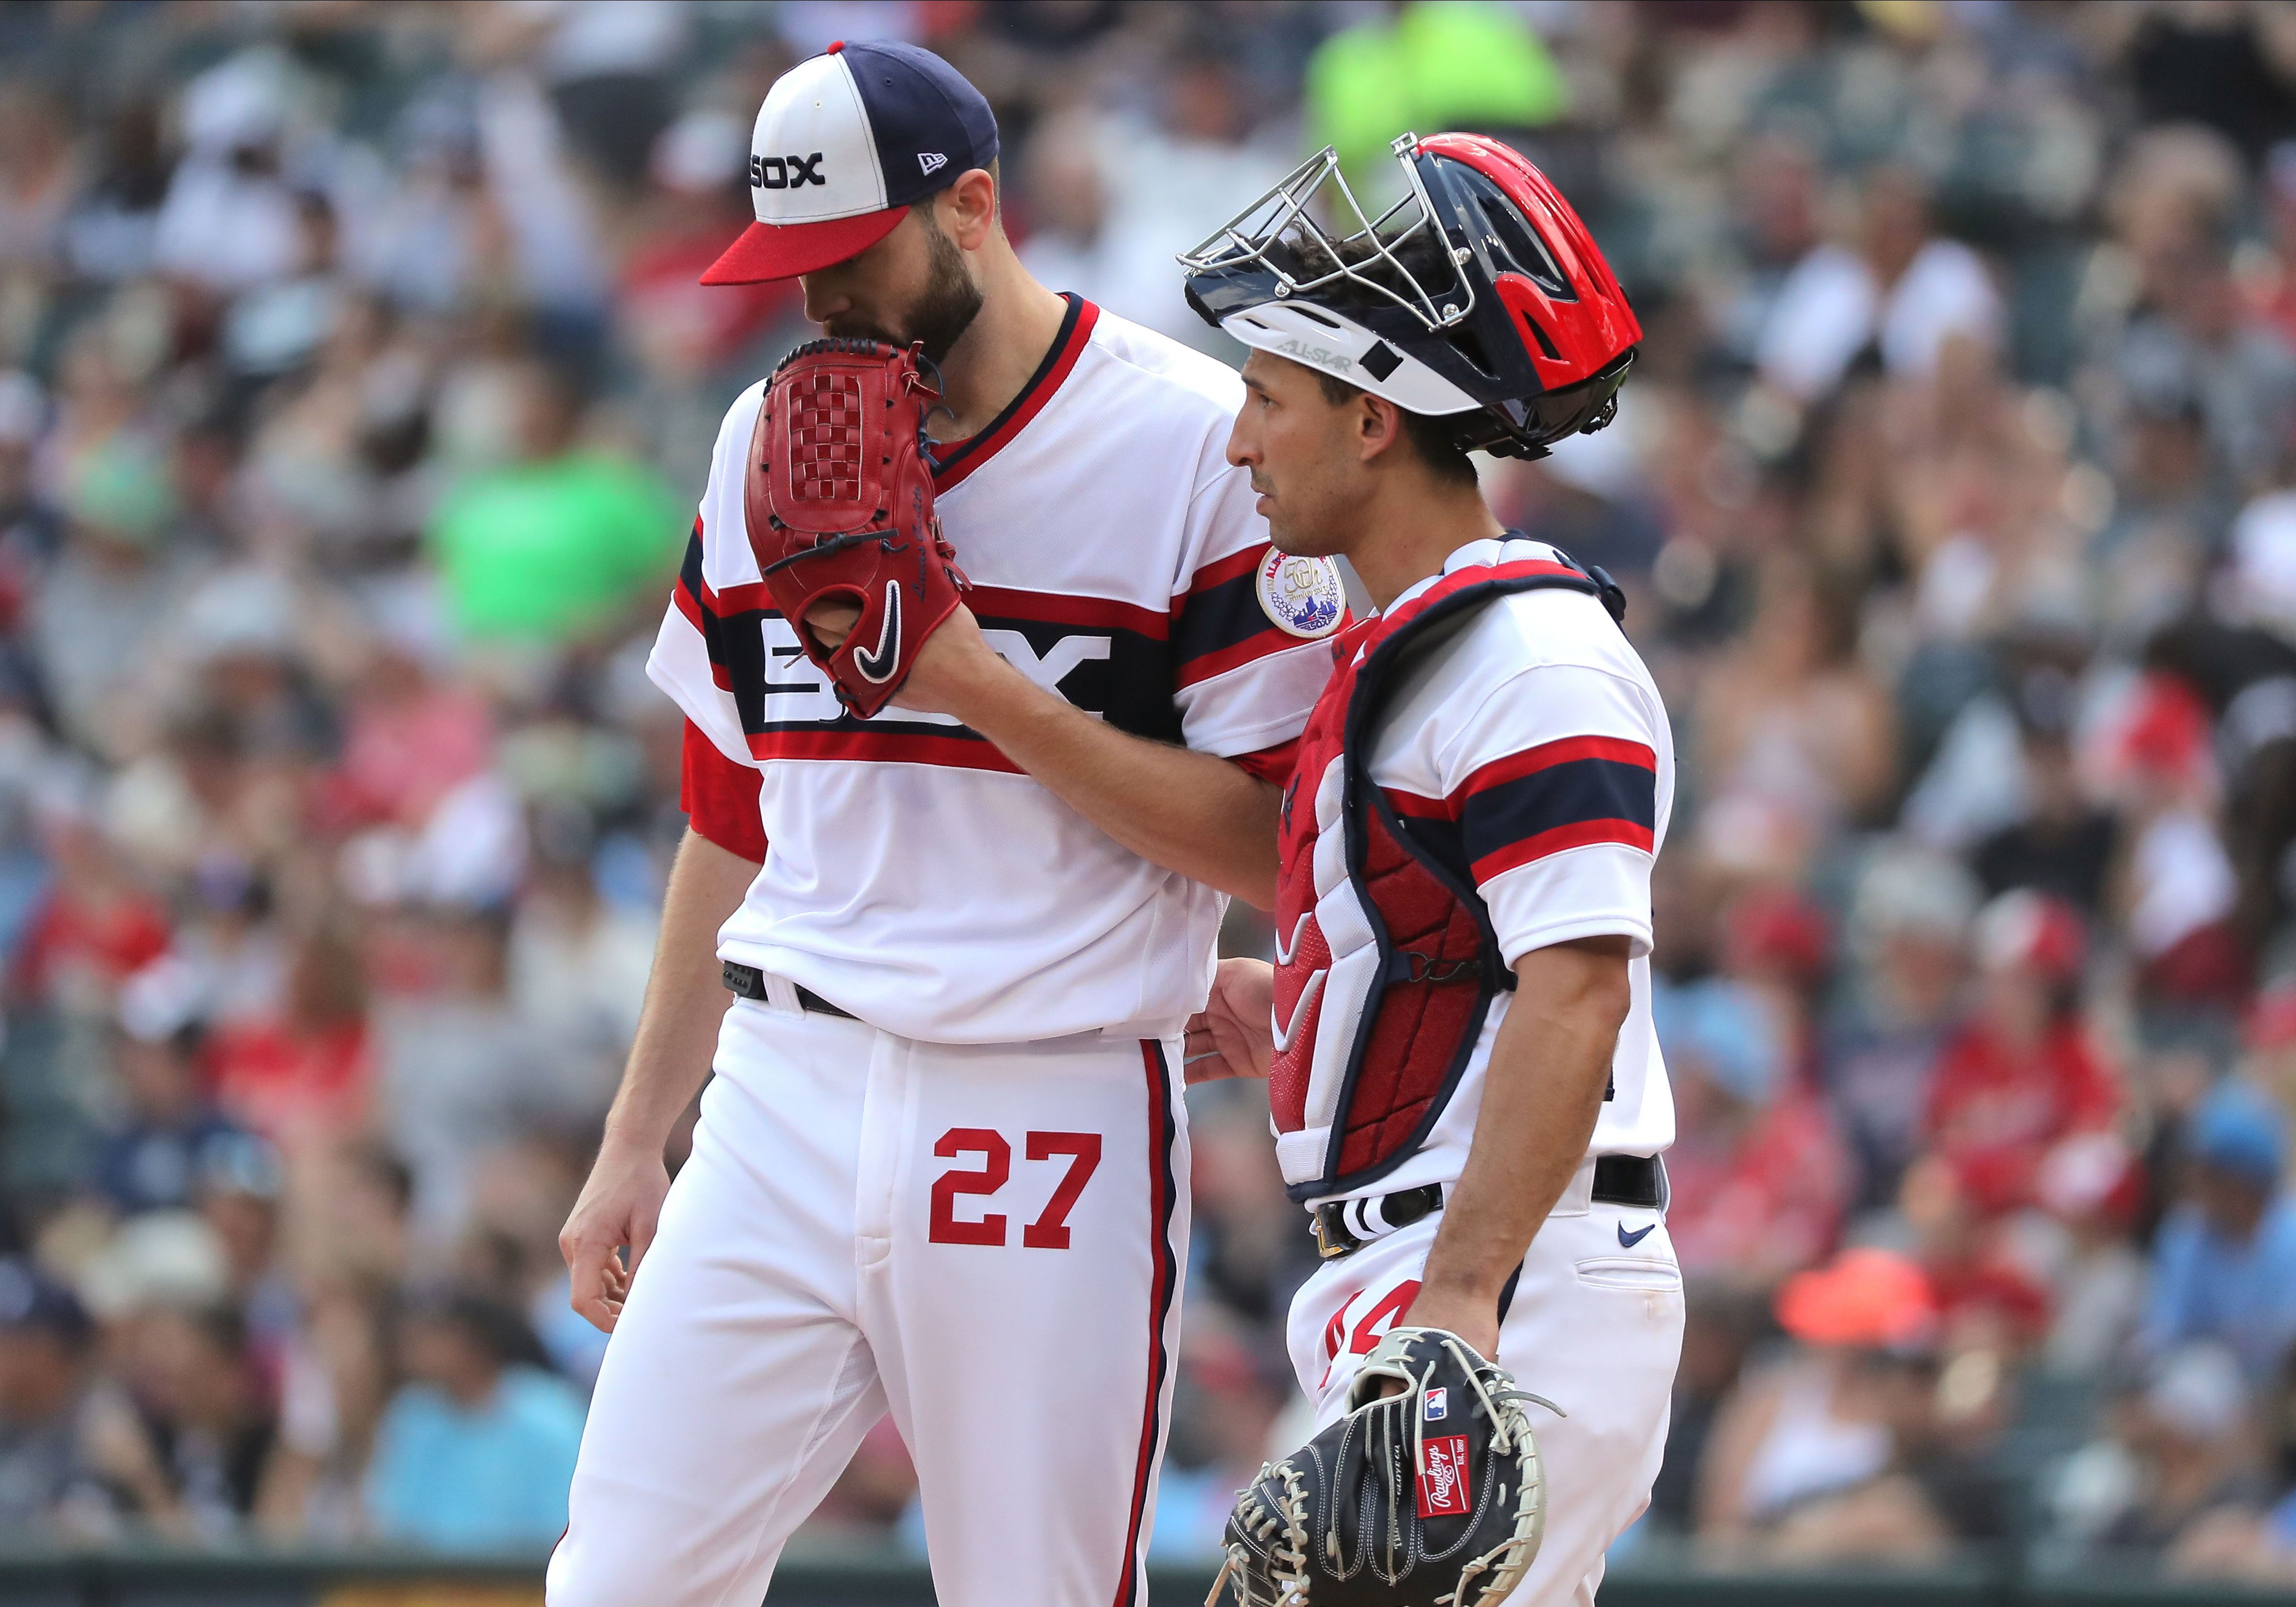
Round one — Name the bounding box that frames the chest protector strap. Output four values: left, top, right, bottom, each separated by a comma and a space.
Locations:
1311, 558, 1624, 1199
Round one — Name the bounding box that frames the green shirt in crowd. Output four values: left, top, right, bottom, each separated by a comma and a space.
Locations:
429, 451, 683, 645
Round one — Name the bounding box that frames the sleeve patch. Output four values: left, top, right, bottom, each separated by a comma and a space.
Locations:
1173, 542, 1347, 689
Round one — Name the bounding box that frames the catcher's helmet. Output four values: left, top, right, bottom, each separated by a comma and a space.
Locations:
1179, 132, 1639, 459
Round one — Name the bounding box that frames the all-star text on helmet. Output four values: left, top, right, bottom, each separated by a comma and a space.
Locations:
1179, 131, 1640, 460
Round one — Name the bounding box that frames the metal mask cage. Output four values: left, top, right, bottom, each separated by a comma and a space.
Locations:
1177, 134, 1474, 332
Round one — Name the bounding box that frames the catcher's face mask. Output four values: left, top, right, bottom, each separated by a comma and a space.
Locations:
1179, 133, 1639, 460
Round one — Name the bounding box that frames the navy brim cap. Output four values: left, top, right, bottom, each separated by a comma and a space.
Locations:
702, 39, 997, 287
701, 207, 908, 285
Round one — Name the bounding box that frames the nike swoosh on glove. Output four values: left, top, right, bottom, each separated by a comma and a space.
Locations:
744, 339, 969, 720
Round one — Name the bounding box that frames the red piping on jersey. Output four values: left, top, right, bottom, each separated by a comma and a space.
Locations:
1465, 735, 1657, 794
669, 578, 736, 691
1174, 629, 1304, 691
1176, 543, 1265, 601
1112, 1040, 1180, 1607
932, 295, 1100, 493
746, 728, 1024, 774
1472, 817, 1655, 881
686, 559, 1172, 646
966, 584, 1169, 639
674, 516, 777, 629
1382, 735, 1659, 822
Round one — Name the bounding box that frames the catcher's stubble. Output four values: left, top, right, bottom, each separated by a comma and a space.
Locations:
1229, 350, 1380, 565
1228, 349, 1506, 614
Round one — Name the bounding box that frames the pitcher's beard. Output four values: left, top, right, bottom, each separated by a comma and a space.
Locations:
824, 213, 984, 367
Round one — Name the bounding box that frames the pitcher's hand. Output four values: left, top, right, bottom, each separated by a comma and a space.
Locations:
560, 1138, 670, 1332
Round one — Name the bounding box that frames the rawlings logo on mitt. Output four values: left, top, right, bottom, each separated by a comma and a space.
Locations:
743, 338, 968, 719
1209, 1327, 1558, 1607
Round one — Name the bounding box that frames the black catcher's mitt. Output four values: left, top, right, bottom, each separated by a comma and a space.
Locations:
1209, 1327, 1558, 1607
743, 338, 967, 719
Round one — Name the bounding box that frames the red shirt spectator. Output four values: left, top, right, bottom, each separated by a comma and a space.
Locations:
1657, 977, 1850, 1282
15, 820, 169, 1006
1924, 891, 2118, 1218
1668, 1090, 1849, 1282
1926, 1020, 2118, 1217
205, 925, 372, 1149
318, 652, 492, 833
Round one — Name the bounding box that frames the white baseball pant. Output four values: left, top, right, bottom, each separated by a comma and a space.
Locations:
547, 995, 1189, 1607
1286, 1165, 1684, 1606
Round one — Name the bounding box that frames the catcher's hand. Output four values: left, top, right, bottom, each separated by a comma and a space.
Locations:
1209, 1327, 1560, 1607
1185, 957, 1274, 1084
745, 338, 968, 719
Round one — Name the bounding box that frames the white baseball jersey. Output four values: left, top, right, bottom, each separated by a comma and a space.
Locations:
648, 296, 1345, 1043
1275, 537, 1676, 1205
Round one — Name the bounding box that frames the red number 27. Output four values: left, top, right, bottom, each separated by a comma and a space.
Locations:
929, 1127, 1102, 1250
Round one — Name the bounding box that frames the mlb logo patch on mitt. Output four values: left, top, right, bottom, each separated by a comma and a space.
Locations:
1209, 1327, 1557, 1607
743, 338, 968, 719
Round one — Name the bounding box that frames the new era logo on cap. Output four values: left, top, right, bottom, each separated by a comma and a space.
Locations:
702, 40, 1000, 286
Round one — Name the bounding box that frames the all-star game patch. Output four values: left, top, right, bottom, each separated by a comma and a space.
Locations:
1256, 552, 1346, 639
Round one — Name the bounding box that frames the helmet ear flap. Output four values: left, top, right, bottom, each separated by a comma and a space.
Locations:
1446, 349, 1635, 461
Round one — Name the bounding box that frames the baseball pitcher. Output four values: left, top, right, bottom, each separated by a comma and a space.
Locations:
548, 41, 1343, 1607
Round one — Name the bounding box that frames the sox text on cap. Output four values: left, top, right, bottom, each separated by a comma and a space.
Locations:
702, 40, 999, 285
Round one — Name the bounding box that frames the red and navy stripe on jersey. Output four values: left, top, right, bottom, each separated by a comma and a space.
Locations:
1384, 734, 1658, 888
1172, 545, 1309, 691
672, 524, 1306, 778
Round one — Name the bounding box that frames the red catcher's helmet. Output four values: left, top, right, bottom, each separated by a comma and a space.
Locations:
1179, 132, 1640, 459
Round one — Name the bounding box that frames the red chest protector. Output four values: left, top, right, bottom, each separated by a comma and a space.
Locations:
1270, 554, 1622, 1202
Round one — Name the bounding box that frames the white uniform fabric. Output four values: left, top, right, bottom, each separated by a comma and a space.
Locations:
1273, 538, 1677, 1202
1278, 538, 1683, 1605
551, 1001, 1188, 1607
648, 297, 1338, 1044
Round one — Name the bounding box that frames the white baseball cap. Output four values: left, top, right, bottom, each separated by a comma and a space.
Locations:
702, 39, 999, 285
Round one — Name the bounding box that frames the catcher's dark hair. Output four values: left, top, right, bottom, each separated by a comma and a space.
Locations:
1292, 224, 1478, 486
1313, 369, 1479, 488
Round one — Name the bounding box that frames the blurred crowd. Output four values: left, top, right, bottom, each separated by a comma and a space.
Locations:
0, 0, 2295, 1582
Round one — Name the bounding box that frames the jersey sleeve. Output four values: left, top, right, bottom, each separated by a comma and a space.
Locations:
646, 385, 767, 769
1166, 438, 1341, 759
1230, 735, 1300, 786
681, 719, 767, 861
1438, 664, 1661, 964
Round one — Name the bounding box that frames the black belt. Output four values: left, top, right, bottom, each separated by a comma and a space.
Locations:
1311, 1155, 1666, 1261
721, 961, 856, 1020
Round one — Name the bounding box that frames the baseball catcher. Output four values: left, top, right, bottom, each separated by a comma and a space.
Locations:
1179, 130, 1682, 1607
1211, 1327, 1556, 1607
744, 337, 968, 718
